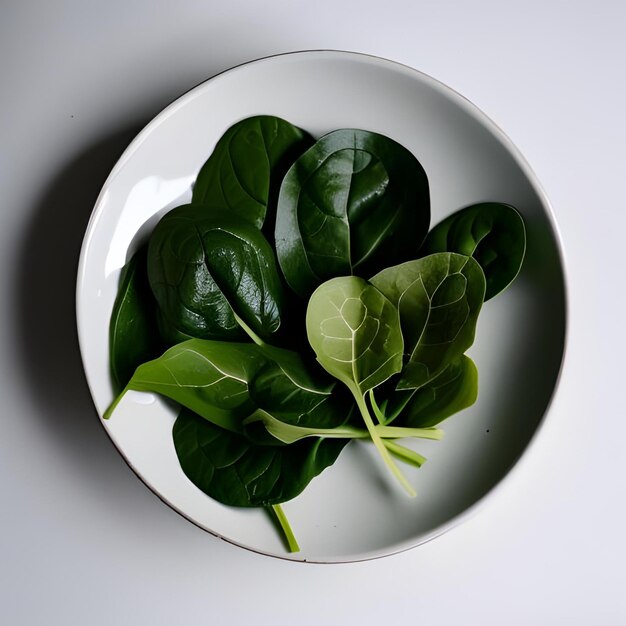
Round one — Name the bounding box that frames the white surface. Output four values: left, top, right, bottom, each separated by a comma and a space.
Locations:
77, 50, 565, 561
1, 0, 623, 622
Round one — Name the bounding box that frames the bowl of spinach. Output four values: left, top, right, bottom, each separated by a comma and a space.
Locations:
77, 51, 567, 562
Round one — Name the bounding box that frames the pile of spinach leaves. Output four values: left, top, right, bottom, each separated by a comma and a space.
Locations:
105, 115, 526, 553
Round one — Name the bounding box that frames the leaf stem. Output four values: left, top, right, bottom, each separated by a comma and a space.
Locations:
383, 440, 427, 468
376, 425, 444, 441
103, 386, 128, 420
371, 388, 417, 424
246, 408, 443, 444
354, 393, 416, 497
233, 311, 267, 347
269, 504, 300, 553
245, 409, 371, 443
369, 389, 387, 425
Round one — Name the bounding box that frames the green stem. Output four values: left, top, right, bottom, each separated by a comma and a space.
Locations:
376, 425, 444, 441
383, 440, 427, 468
247, 408, 444, 444
269, 504, 300, 553
103, 386, 128, 420
369, 389, 387, 425
245, 409, 373, 444
233, 311, 267, 347
370, 388, 417, 425
354, 392, 416, 497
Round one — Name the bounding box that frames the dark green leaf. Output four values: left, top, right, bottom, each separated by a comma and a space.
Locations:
276, 129, 430, 299
249, 359, 335, 424
393, 355, 478, 428
243, 358, 355, 445
109, 248, 162, 392
191, 115, 313, 229
173, 408, 349, 507
148, 205, 285, 342
370, 253, 485, 390
420, 202, 526, 300
155, 307, 194, 348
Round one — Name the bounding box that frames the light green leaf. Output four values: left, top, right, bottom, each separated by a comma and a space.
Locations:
396, 355, 478, 428
306, 276, 416, 496
105, 339, 266, 432
306, 276, 404, 396
370, 253, 485, 390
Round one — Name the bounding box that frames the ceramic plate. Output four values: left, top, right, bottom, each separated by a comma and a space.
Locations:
76, 51, 567, 562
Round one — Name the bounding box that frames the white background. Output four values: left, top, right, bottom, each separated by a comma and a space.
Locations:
1, 1, 623, 623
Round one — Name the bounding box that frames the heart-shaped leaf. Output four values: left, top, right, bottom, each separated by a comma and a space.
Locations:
370, 253, 485, 390
173, 408, 348, 507
420, 202, 525, 300
306, 276, 404, 396
394, 355, 478, 428
192, 115, 312, 229
276, 129, 430, 298
148, 205, 285, 341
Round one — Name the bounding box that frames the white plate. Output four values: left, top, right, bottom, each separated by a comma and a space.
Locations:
76, 50, 567, 562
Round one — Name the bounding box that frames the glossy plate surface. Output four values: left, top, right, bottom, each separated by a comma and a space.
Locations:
76, 51, 566, 562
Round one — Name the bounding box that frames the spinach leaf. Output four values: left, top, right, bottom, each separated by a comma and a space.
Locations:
420, 202, 526, 300
233, 344, 353, 445
370, 253, 485, 390
104, 339, 267, 432
109, 248, 162, 392
173, 408, 348, 507
249, 359, 344, 427
155, 308, 194, 348
192, 116, 313, 229
275, 129, 430, 299
243, 354, 441, 446
243, 358, 356, 445
148, 205, 285, 342
306, 276, 404, 395
306, 276, 416, 496
393, 355, 478, 428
